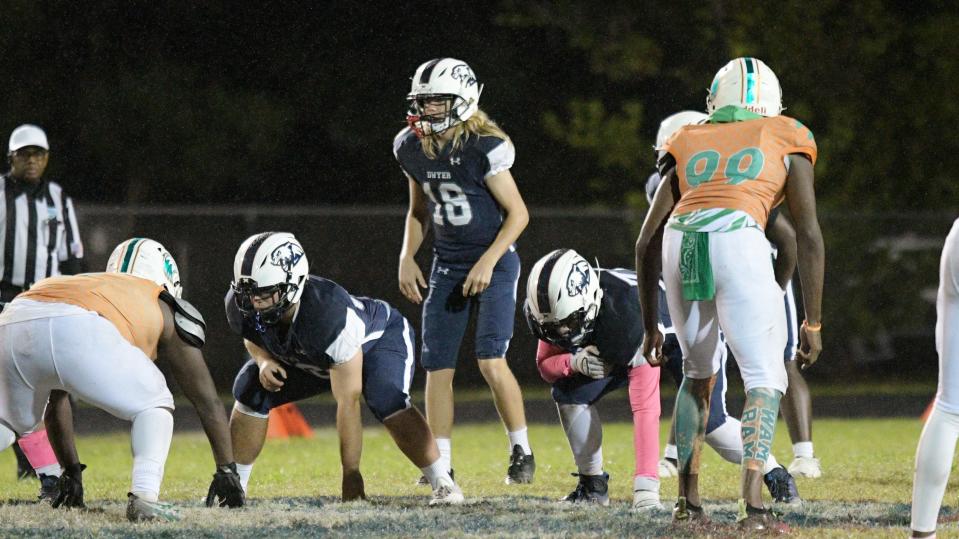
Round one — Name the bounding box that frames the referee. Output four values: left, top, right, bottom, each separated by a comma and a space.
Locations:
2, 124, 84, 485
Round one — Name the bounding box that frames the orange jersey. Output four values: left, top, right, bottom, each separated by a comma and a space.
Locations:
20, 273, 165, 359
661, 115, 816, 229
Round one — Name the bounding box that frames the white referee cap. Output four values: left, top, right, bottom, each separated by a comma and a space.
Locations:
9, 124, 49, 153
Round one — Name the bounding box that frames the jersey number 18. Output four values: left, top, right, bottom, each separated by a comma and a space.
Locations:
423, 182, 473, 226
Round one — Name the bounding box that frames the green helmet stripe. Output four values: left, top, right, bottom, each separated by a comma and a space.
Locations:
744, 57, 757, 104
119, 238, 143, 272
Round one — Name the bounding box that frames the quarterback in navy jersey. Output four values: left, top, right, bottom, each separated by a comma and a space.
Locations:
395, 58, 535, 483
226, 232, 463, 505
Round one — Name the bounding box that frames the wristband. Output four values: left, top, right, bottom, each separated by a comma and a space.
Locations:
802, 321, 822, 332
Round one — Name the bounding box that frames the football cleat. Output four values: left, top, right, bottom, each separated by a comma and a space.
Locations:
416, 468, 454, 487
126, 493, 180, 522
658, 457, 678, 478
632, 489, 665, 513
764, 466, 802, 505
428, 478, 464, 506
672, 496, 708, 523
736, 499, 790, 534
505, 445, 535, 484
788, 456, 822, 478
561, 472, 609, 506
37, 473, 59, 504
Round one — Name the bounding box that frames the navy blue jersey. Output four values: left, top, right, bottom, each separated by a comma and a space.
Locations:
577, 268, 646, 368
225, 275, 392, 375
393, 127, 516, 264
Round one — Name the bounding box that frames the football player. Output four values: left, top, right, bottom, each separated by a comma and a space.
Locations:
525, 250, 663, 511
395, 58, 535, 483
910, 218, 959, 539
636, 58, 824, 533
0, 238, 244, 521
226, 232, 463, 505
648, 112, 801, 505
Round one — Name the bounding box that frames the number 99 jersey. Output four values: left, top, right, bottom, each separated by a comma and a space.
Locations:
660, 115, 816, 230
393, 127, 516, 264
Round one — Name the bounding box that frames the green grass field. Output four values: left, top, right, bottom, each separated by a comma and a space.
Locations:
0, 418, 953, 537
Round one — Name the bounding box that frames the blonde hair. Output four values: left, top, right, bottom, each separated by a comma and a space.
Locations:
421, 109, 510, 160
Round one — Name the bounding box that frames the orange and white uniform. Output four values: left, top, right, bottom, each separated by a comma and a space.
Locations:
0, 273, 174, 435
657, 115, 816, 392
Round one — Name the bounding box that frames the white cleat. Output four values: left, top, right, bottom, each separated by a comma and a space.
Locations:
632, 489, 666, 513
658, 458, 678, 478
787, 456, 822, 479
429, 479, 465, 506
126, 493, 180, 522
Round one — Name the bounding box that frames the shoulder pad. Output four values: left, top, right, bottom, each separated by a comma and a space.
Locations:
159, 290, 206, 348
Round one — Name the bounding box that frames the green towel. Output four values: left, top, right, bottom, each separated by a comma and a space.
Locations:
680, 231, 715, 300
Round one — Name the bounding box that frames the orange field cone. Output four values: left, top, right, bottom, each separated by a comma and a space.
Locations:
266, 403, 314, 439
921, 398, 936, 423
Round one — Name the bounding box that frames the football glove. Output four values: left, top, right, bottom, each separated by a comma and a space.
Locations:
205, 462, 245, 508
570, 345, 610, 379
51, 463, 86, 509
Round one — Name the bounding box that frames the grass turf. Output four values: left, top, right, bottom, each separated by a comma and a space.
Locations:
0, 418, 953, 537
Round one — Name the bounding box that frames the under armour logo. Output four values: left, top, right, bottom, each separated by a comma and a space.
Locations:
449, 156, 461, 166
436, 266, 450, 275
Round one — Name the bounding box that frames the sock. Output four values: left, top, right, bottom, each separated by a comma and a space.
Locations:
740, 388, 782, 473
130, 408, 173, 502
35, 463, 62, 477
911, 405, 959, 533
664, 444, 677, 460
507, 428, 531, 455
17, 430, 60, 472
420, 458, 452, 489
633, 475, 660, 494
765, 453, 781, 474
436, 438, 452, 471
557, 404, 603, 476
793, 441, 814, 459
705, 417, 743, 465
674, 376, 713, 475
236, 463, 254, 493
628, 363, 661, 480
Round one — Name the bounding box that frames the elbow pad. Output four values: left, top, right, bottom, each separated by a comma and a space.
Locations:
159, 290, 206, 348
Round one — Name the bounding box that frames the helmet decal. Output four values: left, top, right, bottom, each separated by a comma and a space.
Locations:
268, 242, 305, 277
450, 64, 478, 87
565, 259, 592, 298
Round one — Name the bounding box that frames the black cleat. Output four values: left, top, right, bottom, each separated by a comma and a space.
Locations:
764, 466, 802, 505
561, 472, 609, 506
737, 499, 790, 534
37, 473, 59, 503
505, 445, 535, 484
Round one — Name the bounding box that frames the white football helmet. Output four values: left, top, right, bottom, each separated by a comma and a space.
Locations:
656, 110, 708, 149
231, 232, 309, 325
106, 238, 183, 298
406, 58, 483, 137
524, 249, 603, 347
706, 57, 782, 117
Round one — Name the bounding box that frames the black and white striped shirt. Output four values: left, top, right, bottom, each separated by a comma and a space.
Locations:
0, 173, 83, 294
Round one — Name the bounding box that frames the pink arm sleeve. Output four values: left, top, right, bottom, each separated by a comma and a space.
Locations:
535, 340, 574, 384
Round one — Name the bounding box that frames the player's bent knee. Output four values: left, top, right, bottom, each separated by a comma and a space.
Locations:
367, 390, 410, 423
233, 400, 269, 419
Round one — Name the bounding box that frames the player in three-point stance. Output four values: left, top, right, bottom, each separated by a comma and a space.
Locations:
0, 238, 244, 521
395, 58, 535, 483
910, 218, 959, 539
525, 249, 666, 511
226, 232, 464, 505
635, 57, 824, 533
